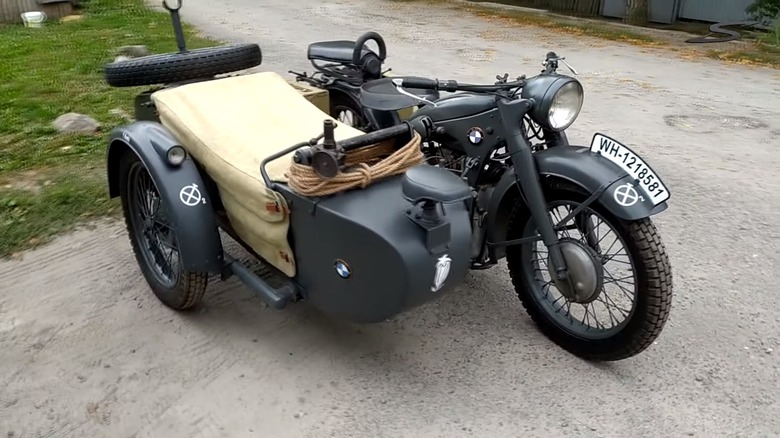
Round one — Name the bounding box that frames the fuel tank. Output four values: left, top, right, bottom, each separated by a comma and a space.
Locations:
414, 92, 496, 122
275, 174, 472, 323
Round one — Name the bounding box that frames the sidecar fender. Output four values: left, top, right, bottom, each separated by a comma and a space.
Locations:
486, 145, 669, 260
106, 121, 224, 274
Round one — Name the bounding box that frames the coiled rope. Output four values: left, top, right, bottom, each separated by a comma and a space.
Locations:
287, 131, 423, 197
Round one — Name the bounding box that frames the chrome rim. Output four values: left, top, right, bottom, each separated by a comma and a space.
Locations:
522, 200, 639, 339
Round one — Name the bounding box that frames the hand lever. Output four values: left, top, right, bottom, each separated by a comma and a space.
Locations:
162, 0, 187, 53
558, 58, 579, 75
391, 79, 438, 108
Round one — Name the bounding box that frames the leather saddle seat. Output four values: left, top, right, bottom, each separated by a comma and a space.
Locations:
307, 40, 375, 64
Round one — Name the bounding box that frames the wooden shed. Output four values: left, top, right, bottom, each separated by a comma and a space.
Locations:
0, 0, 75, 25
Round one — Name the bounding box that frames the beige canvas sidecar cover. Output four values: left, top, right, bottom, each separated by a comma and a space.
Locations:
151, 71, 364, 277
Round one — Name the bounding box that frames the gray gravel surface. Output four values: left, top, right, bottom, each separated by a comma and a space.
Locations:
2, 0, 780, 437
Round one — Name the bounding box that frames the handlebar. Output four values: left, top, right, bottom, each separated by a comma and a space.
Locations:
392, 77, 525, 94
162, 0, 181, 11
353, 31, 387, 64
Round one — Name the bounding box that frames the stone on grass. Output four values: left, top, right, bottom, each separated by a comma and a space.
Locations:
53, 113, 100, 134
60, 15, 85, 23
109, 108, 134, 122
114, 45, 152, 59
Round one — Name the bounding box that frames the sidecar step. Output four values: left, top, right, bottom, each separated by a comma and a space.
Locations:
223, 256, 297, 310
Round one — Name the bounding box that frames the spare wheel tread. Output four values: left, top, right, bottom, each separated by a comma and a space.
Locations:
103, 44, 262, 87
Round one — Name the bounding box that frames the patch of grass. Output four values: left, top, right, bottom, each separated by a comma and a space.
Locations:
706, 41, 780, 66
0, 0, 224, 256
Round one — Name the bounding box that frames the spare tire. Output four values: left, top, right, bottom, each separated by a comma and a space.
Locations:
104, 44, 262, 88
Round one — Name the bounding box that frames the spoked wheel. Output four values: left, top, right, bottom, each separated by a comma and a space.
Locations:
506, 181, 672, 361
119, 150, 207, 310
330, 93, 369, 131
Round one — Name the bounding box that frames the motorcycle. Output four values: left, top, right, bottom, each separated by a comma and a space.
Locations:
289, 31, 438, 131
286, 30, 584, 147
102, 0, 674, 362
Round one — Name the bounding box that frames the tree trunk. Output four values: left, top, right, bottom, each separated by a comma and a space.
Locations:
623, 0, 649, 25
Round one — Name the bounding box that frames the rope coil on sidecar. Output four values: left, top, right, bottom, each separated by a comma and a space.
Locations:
286, 131, 424, 197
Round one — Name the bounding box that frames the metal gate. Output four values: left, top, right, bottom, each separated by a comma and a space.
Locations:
676, 0, 753, 22
600, 0, 679, 24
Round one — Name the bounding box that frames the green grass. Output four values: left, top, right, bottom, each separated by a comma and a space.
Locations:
0, 0, 224, 257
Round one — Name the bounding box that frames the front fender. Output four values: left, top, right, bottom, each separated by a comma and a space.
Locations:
106, 121, 223, 274
486, 145, 669, 260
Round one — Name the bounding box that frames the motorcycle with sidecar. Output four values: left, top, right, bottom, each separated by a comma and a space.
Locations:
102, 0, 674, 362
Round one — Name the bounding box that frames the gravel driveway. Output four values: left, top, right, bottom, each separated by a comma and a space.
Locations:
2, 0, 780, 437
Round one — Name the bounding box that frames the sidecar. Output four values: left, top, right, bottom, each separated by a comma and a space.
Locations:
105, 66, 474, 323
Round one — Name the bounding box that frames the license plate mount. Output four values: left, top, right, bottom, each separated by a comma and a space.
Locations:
589, 133, 670, 206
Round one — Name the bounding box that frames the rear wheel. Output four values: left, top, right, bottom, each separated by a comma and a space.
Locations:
329, 92, 368, 131
119, 150, 208, 310
506, 181, 672, 361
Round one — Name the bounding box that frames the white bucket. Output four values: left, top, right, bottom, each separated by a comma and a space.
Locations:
21, 11, 47, 28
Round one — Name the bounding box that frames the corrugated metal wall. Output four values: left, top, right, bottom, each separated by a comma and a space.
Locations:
601, 0, 679, 24
675, 0, 753, 23
482, 0, 757, 23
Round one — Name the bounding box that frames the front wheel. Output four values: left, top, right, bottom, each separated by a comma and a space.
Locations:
506, 181, 672, 361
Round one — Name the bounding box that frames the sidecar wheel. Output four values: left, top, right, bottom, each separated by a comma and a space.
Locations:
104, 44, 262, 88
119, 150, 208, 310
506, 182, 672, 361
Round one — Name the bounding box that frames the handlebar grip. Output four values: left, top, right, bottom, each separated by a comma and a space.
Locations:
438, 80, 458, 92
400, 77, 439, 90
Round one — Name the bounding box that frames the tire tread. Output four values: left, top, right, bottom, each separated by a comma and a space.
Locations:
104, 44, 262, 88
506, 181, 673, 361
119, 150, 209, 311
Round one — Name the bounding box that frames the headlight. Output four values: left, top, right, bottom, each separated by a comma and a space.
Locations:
521, 74, 584, 132
167, 145, 186, 166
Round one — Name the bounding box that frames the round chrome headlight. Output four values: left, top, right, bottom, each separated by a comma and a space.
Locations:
548, 80, 583, 130
521, 74, 584, 132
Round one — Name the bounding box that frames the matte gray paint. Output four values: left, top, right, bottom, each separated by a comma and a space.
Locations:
275, 175, 473, 324
106, 122, 224, 274
484, 145, 669, 261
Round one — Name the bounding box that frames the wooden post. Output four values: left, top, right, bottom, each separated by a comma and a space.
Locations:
624, 0, 649, 24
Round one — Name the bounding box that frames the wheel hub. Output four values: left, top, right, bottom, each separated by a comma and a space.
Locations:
548, 238, 603, 304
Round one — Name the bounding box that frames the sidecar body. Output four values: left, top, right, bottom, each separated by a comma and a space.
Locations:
106, 71, 473, 323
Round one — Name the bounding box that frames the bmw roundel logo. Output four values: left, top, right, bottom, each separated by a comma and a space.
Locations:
467, 127, 484, 145
334, 259, 352, 279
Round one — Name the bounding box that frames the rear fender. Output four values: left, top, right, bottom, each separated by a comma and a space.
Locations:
325, 83, 402, 130
106, 121, 223, 274
485, 145, 669, 260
